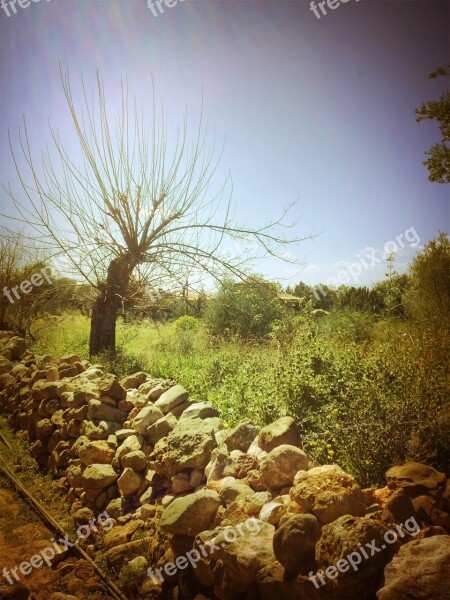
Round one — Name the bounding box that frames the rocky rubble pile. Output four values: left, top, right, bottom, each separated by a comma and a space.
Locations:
0, 330, 449, 600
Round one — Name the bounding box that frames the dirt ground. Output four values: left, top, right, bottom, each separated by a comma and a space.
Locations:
0, 475, 115, 600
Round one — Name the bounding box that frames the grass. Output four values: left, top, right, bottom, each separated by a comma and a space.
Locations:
29, 311, 449, 488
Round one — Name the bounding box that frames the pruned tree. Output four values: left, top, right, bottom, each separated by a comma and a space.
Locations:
3, 69, 307, 355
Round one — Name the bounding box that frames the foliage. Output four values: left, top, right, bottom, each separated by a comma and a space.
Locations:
173, 315, 201, 333
205, 277, 284, 338
404, 232, 450, 330
416, 65, 450, 183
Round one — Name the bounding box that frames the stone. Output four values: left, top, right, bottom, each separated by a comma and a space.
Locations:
259, 501, 286, 525
105, 498, 125, 519
258, 416, 301, 452
67, 464, 85, 488
219, 482, 254, 506
115, 428, 137, 442
223, 452, 259, 479
60, 354, 81, 364
385, 462, 447, 498
81, 464, 118, 489
218, 419, 260, 453
146, 413, 177, 445
171, 472, 192, 494
104, 519, 145, 550
273, 514, 320, 573
88, 399, 127, 424
259, 445, 308, 490
154, 384, 189, 414
290, 464, 366, 524
208, 521, 276, 596
204, 448, 231, 485
119, 555, 148, 586
115, 434, 144, 460
179, 401, 220, 421
78, 440, 115, 465
190, 469, 205, 488
97, 374, 127, 401
132, 405, 165, 435
121, 450, 147, 472
0, 358, 13, 375
35, 418, 55, 441
105, 538, 151, 568
256, 560, 296, 600
316, 515, 392, 598
376, 535, 450, 600
381, 488, 417, 525
150, 419, 218, 477
73, 507, 96, 526
160, 489, 222, 536
80, 419, 122, 440
117, 468, 143, 496
121, 372, 147, 390
170, 399, 197, 418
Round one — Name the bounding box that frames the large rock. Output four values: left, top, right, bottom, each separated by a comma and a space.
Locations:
121, 450, 147, 472
258, 416, 301, 452
179, 401, 219, 421
154, 384, 188, 414
80, 419, 122, 440
160, 489, 222, 536
376, 534, 450, 600
385, 462, 447, 498
273, 514, 319, 573
207, 521, 276, 596
132, 405, 165, 435
78, 440, 115, 465
219, 481, 255, 506
80, 464, 118, 489
88, 399, 127, 424
290, 464, 366, 524
121, 372, 147, 390
316, 515, 392, 599
218, 418, 260, 453
256, 560, 296, 600
146, 413, 177, 445
259, 445, 308, 489
116, 434, 143, 460
97, 374, 127, 401
117, 467, 142, 496
150, 419, 218, 476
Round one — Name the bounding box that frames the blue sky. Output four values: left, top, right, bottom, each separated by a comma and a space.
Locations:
0, 0, 448, 290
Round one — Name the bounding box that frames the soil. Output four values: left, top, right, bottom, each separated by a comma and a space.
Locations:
0, 428, 114, 600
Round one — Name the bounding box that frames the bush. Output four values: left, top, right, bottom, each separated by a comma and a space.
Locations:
206, 277, 284, 338
173, 315, 201, 333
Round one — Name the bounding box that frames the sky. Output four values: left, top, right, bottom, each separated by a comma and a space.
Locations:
0, 0, 449, 290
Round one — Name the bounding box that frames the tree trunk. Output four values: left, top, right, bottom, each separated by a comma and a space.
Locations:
89, 256, 134, 356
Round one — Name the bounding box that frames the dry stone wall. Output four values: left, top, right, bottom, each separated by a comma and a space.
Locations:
0, 330, 449, 600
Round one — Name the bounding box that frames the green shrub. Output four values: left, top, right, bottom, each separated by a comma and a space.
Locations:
206, 277, 284, 338
173, 315, 201, 332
